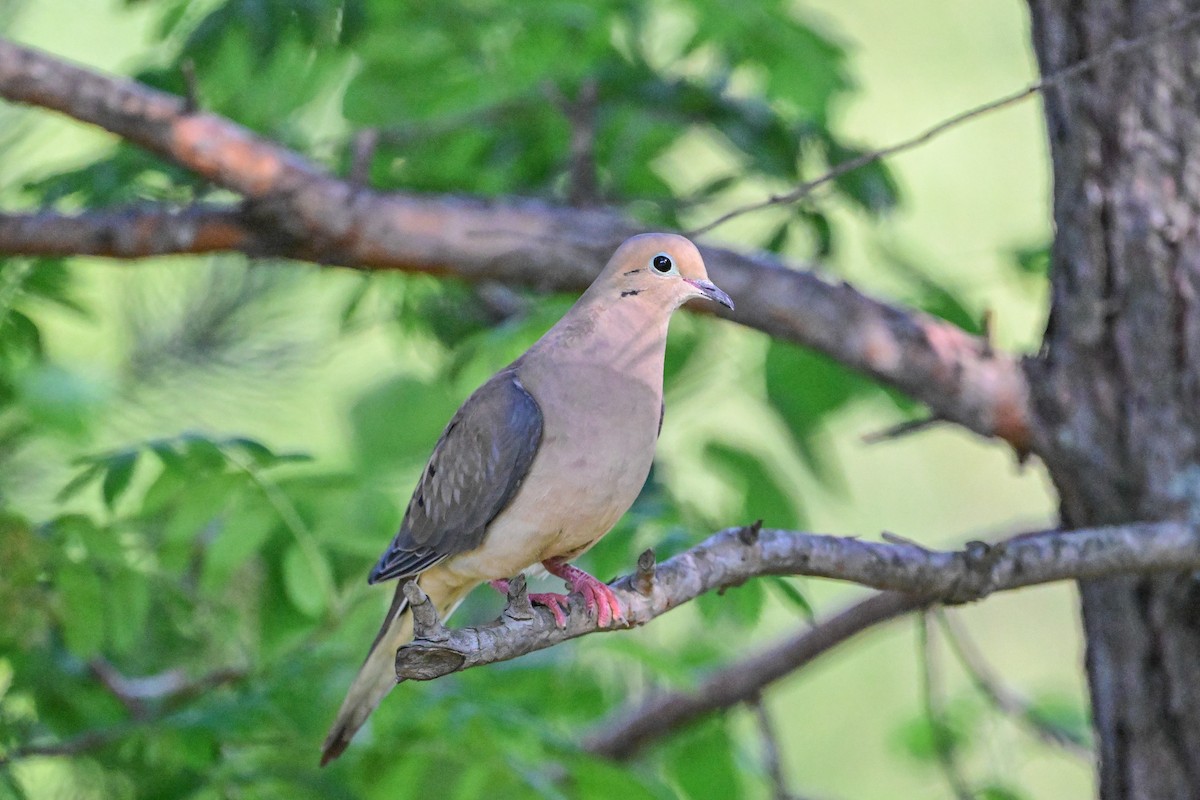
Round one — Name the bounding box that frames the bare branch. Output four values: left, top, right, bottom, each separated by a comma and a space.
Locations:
394, 519, 1200, 686
88, 658, 246, 721
1, 662, 246, 767
582, 592, 925, 760
689, 8, 1200, 236
0, 728, 120, 766
0, 38, 1030, 449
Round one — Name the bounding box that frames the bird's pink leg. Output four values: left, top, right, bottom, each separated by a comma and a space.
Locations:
542, 559, 624, 628
489, 579, 570, 628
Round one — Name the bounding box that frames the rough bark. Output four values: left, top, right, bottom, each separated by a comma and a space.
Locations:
1027, 2, 1200, 796
389, 520, 1200, 682
0, 38, 1031, 449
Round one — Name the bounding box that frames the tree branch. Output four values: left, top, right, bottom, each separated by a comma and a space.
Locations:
392, 520, 1200, 686
0, 37, 1030, 449
582, 592, 924, 760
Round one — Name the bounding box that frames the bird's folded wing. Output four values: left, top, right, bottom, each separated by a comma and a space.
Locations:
368, 369, 543, 584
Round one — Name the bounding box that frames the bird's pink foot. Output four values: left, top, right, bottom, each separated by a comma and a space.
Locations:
489, 579, 571, 628
543, 560, 624, 627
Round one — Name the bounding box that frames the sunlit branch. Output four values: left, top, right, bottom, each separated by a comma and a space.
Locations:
0, 38, 1030, 449
392, 519, 1200, 704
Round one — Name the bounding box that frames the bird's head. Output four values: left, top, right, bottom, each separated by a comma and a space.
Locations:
600, 233, 734, 312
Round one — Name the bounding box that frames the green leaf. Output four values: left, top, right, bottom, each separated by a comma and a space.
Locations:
704, 442, 801, 529
979, 785, 1030, 800
765, 576, 814, 624
149, 438, 187, 470
101, 451, 138, 509
567, 756, 660, 799
282, 543, 331, 618
764, 221, 790, 254
664, 719, 740, 800
201, 498, 275, 593
227, 436, 275, 465
105, 567, 151, 656
895, 715, 969, 763
824, 138, 900, 214
1026, 693, 1091, 748
14, 363, 104, 439
57, 562, 106, 656
181, 435, 231, 471
1012, 244, 1050, 277
351, 376, 457, 468
56, 461, 105, 503
765, 340, 877, 482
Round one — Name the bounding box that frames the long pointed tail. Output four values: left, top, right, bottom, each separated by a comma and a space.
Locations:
320, 572, 470, 766
320, 586, 411, 766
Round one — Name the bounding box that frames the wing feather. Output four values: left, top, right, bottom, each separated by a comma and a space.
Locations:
367, 369, 542, 584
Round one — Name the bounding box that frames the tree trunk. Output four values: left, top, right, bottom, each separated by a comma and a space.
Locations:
1026, 2, 1200, 797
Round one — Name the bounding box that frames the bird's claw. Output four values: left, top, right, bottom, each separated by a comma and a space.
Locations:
546, 561, 624, 628
492, 565, 626, 629
575, 577, 624, 628
526, 592, 570, 628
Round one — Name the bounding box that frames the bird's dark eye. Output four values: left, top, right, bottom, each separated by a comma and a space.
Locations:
652, 254, 673, 273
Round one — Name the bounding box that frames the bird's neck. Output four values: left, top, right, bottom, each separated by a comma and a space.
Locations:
528, 293, 673, 388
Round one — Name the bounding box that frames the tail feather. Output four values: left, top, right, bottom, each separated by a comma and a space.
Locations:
320, 572, 471, 766
320, 590, 412, 766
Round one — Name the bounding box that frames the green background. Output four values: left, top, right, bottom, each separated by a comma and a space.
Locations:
0, 1, 1082, 798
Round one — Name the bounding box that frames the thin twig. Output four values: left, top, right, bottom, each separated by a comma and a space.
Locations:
561, 78, 599, 207
689, 9, 1200, 236
0, 728, 122, 766
749, 694, 795, 800
919, 612, 974, 800
937, 610, 1092, 759
862, 416, 942, 444
89, 658, 247, 721
226, 452, 340, 617
348, 128, 379, 186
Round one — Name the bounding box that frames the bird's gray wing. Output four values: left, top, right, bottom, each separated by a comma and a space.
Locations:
367, 369, 543, 584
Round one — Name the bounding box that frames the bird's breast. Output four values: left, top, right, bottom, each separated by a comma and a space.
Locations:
442, 359, 662, 581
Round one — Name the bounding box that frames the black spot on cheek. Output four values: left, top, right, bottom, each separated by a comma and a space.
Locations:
621, 289, 642, 297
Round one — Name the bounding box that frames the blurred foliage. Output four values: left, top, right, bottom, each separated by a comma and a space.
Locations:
0, 1, 1060, 799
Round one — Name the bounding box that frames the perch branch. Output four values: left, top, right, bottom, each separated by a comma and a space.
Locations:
393, 519, 1200, 685
0, 37, 1030, 449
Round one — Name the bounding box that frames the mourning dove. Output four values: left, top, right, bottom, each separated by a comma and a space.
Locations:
320, 233, 732, 765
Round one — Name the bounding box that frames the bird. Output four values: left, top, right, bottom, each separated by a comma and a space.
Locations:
320, 232, 733, 765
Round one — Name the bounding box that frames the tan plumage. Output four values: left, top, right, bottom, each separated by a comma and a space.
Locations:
321, 233, 732, 765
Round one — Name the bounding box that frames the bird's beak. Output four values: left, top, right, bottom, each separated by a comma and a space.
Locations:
684, 278, 734, 311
